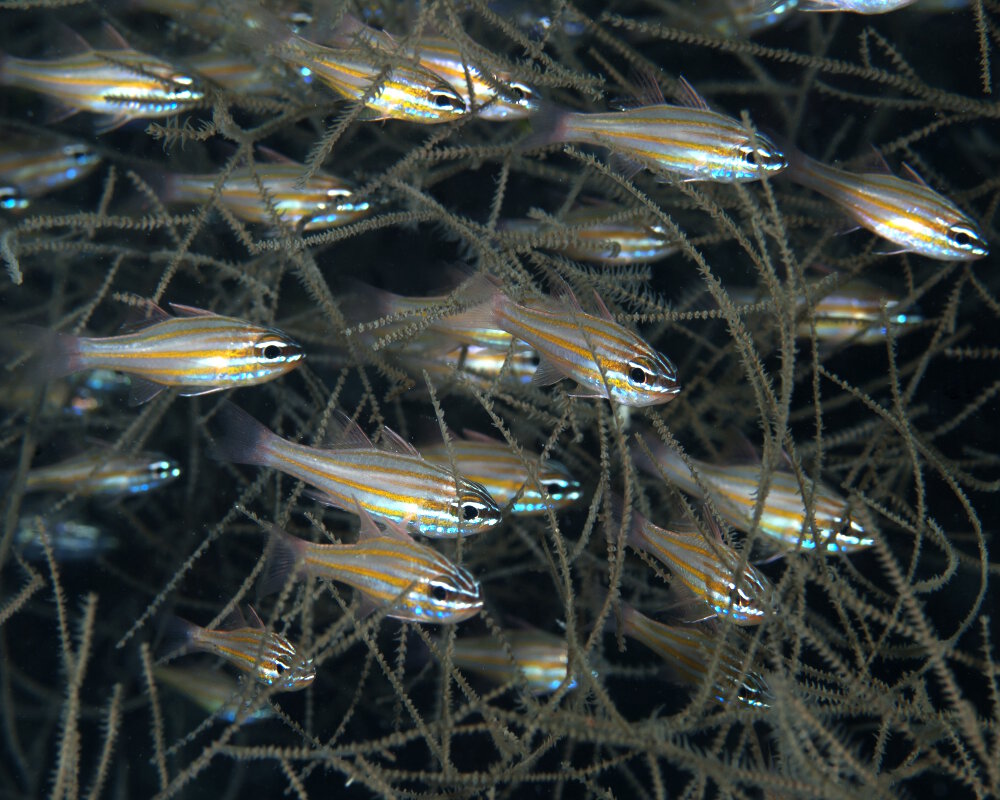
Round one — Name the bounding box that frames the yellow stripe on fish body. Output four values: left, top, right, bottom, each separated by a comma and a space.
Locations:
422, 432, 581, 515
620, 504, 772, 624
637, 437, 874, 554
23, 449, 180, 497
35, 301, 303, 404
786, 149, 988, 260
0, 128, 101, 210
169, 609, 315, 692
163, 162, 370, 232
0, 40, 203, 132
413, 36, 538, 121
450, 630, 577, 694
211, 404, 503, 538
264, 513, 482, 624
621, 604, 769, 707
481, 280, 681, 407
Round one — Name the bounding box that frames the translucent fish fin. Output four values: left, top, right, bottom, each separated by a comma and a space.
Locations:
591, 290, 616, 322
628, 67, 665, 107
254, 144, 298, 165
45, 103, 82, 127
302, 487, 344, 509
158, 615, 198, 660
674, 76, 711, 112
519, 101, 572, 152
96, 23, 132, 52
119, 300, 171, 333
92, 114, 131, 135
548, 274, 584, 313
608, 151, 645, 182
14, 324, 84, 381
378, 426, 420, 457
860, 146, 893, 175
209, 402, 279, 467
604, 492, 646, 549
719, 431, 760, 465
168, 303, 216, 318
127, 377, 165, 406
51, 23, 93, 55
460, 428, 501, 445
177, 385, 228, 398
243, 605, 265, 629
900, 162, 931, 188
567, 387, 608, 399
217, 605, 248, 631
530, 356, 566, 387
319, 409, 373, 450
259, 525, 307, 597
354, 500, 412, 543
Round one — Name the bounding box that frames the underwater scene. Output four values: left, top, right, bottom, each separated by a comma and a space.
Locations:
1, 0, 998, 797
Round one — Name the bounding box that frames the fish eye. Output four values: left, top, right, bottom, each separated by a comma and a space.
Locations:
432, 91, 463, 110
431, 584, 448, 601
728, 587, 742, 606
627, 362, 650, 385
948, 224, 982, 250
263, 344, 282, 360
462, 504, 479, 521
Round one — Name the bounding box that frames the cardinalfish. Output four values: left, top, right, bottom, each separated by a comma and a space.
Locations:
394, 340, 540, 391
0, 128, 101, 211
449, 629, 578, 694
19, 448, 180, 497
24, 301, 304, 405
784, 147, 988, 260
526, 75, 786, 183
0, 26, 203, 133
162, 606, 315, 692
731, 278, 923, 348
454, 277, 681, 406
422, 431, 581, 516
620, 603, 770, 708
153, 665, 274, 724
499, 205, 678, 265
210, 403, 502, 538
161, 160, 371, 232
261, 509, 482, 624
15, 516, 115, 563
798, 0, 916, 11
609, 499, 772, 624
635, 435, 874, 554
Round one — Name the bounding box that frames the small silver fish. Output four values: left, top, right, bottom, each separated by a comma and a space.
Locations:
0, 128, 101, 211
450, 629, 578, 694
20, 448, 180, 497
153, 664, 275, 724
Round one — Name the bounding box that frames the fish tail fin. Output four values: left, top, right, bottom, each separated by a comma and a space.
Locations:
258, 525, 307, 598
10, 324, 85, 383
208, 402, 279, 468
519, 101, 573, 153
157, 615, 198, 661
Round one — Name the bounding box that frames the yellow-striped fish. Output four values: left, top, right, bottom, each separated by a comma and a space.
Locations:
26, 301, 304, 405
154, 664, 275, 723
0, 128, 101, 211
449, 629, 577, 694
499, 205, 678, 265
620, 603, 770, 707
162, 161, 371, 232
210, 403, 503, 538
395, 340, 540, 391
20, 448, 180, 497
635, 435, 874, 554
413, 36, 537, 121
0, 27, 203, 133
460, 277, 681, 406
785, 147, 988, 260
261, 510, 482, 624
423, 430, 581, 516
526, 76, 786, 182
163, 606, 315, 691
611, 500, 772, 624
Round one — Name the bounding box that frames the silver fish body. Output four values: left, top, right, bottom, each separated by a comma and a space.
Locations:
0, 129, 101, 210
450, 630, 577, 694
22, 450, 180, 497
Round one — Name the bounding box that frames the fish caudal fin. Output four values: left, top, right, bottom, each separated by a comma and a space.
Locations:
259, 525, 308, 598
12, 324, 85, 383
519, 102, 574, 153
209, 402, 279, 468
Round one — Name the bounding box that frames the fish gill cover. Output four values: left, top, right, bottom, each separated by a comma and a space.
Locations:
0, 1, 998, 798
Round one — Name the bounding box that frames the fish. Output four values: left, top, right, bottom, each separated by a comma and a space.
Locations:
24, 301, 304, 405
730, 278, 923, 347
422, 430, 581, 516
449, 629, 578, 694
0, 128, 101, 211
14, 516, 115, 562
799, 0, 917, 11
0, 26, 203, 133
260, 509, 483, 624
161, 160, 371, 232
395, 340, 540, 391
210, 403, 503, 538
784, 147, 988, 260
634, 435, 875, 554
458, 276, 681, 407
162, 606, 315, 692
620, 603, 770, 708
525, 75, 787, 183
412, 35, 538, 121
153, 664, 275, 723
19, 448, 181, 497
499, 204, 678, 265
610, 499, 773, 624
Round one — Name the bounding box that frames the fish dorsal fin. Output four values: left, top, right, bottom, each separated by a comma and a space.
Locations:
354, 501, 411, 543
629, 68, 665, 107
168, 303, 216, 318
548, 275, 585, 314
461, 428, 501, 445
244, 605, 266, 629
52, 23, 93, 56
591, 290, 616, 322
320, 409, 373, 450
674, 76, 710, 112
217, 605, 249, 632
900, 162, 931, 188
719, 431, 761, 465
96, 23, 132, 52
254, 144, 299, 165
378, 426, 421, 457
860, 146, 893, 175
119, 299, 171, 333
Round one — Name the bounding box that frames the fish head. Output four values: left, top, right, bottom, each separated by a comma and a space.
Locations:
271, 652, 317, 691
476, 79, 540, 120
734, 132, 788, 180
714, 565, 773, 625
133, 456, 182, 493
942, 219, 989, 260
241, 326, 306, 382
415, 78, 468, 122
410, 564, 483, 623
449, 478, 504, 533
517, 461, 582, 514
614, 348, 682, 406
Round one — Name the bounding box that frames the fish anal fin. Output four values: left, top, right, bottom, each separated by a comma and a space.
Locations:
127, 377, 165, 406
177, 385, 228, 398
93, 114, 131, 135
530, 356, 566, 387
674, 76, 711, 112
608, 151, 645, 182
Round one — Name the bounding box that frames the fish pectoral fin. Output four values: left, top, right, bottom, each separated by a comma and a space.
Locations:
93, 113, 131, 135
529, 357, 566, 387
127, 377, 166, 406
